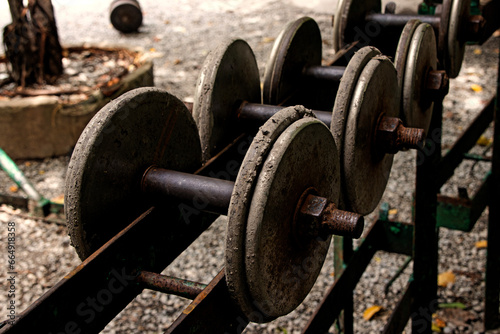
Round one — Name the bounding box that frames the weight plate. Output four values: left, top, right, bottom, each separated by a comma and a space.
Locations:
403, 23, 437, 135
331, 46, 381, 210
343, 57, 399, 215
394, 19, 421, 93
332, 0, 381, 52
245, 117, 339, 320
438, 0, 452, 64
193, 39, 261, 161
109, 0, 143, 33
66, 87, 201, 259
447, 0, 469, 78
226, 106, 316, 322
263, 17, 322, 105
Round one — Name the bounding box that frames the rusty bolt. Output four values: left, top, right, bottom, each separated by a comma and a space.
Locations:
465, 15, 486, 42
377, 116, 425, 154
426, 70, 449, 99
298, 194, 364, 239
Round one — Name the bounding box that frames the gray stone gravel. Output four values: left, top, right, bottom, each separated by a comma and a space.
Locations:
0, 1, 499, 333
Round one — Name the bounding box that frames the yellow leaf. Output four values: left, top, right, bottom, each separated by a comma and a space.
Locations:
374, 256, 381, 263
475, 240, 487, 249
262, 37, 275, 43
477, 135, 492, 146
9, 185, 18, 193
388, 209, 398, 215
363, 305, 383, 321
149, 48, 156, 52
473, 49, 482, 55
24, 162, 31, 167
471, 84, 483, 92
51, 194, 65, 204
38, 170, 45, 175
438, 271, 456, 287
432, 322, 442, 332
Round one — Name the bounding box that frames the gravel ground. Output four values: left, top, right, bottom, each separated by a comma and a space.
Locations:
0, 1, 499, 333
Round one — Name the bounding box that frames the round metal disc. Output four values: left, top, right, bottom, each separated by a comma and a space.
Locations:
331, 46, 381, 210
394, 19, 421, 92
343, 57, 399, 215
332, 0, 381, 52
109, 0, 143, 33
447, 0, 469, 78
192, 39, 261, 161
226, 106, 317, 322
263, 17, 322, 105
245, 117, 339, 320
65, 87, 201, 259
438, 0, 452, 65
403, 23, 437, 134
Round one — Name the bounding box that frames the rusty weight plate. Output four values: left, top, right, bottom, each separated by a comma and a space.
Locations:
394, 19, 421, 94
332, 0, 381, 52
226, 106, 318, 323
331, 46, 381, 211
192, 39, 261, 162
446, 0, 469, 78
245, 117, 339, 321
342, 57, 399, 215
402, 22, 437, 135
263, 17, 322, 105
109, 0, 143, 33
65, 87, 201, 259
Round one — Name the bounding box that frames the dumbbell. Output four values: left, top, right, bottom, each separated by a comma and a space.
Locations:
65, 87, 364, 322
263, 17, 447, 135
333, 0, 485, 78
109, 0, 143, 33
192, 35, 423, 215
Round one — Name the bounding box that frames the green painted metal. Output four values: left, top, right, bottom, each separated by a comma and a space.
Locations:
0, 147, 62, 215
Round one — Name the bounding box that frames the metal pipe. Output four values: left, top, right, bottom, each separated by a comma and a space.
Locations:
0, 147, 49, 209
238, 102, 332, 127
142, 167, 235, 216
135, 271, 207, 300
365, 13, 441, 30
303, 66, 345, 82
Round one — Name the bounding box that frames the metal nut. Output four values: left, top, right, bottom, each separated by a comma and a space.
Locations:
377, 116, 424, 154
465, 15, 486, 42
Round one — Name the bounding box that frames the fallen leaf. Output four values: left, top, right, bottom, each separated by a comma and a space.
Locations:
431, 322, 442, 332
438, 302, 466, 309
363, 305, 383, 320
477, 135, 492, 146
473, 48, 482, 55
388, 208, 398, 215
9, 185, 18, 193
374, 256, 381, 263
262, 37, 275, 43
149, 47, 156, 52
438, 271, 455, 287
51, 194, 65, 204
38, 170, 45, 175
475, 240, 487, 248
173, 59, 182, 65
434, 318, 446, 328
24, 162, 31, 167
470, 84, 483, 92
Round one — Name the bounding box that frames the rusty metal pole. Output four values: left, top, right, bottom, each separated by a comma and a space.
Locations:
411, 94, 442, 334
484, 45, 500, 330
